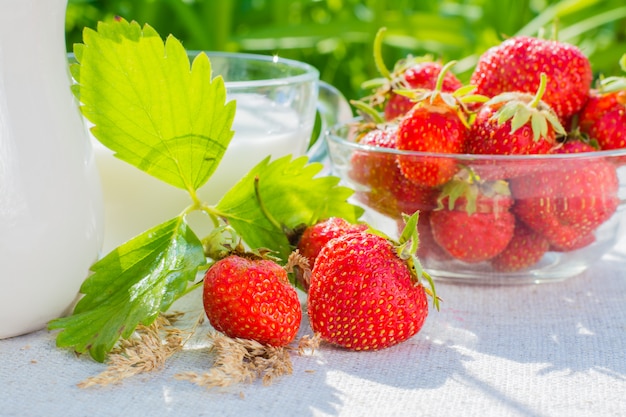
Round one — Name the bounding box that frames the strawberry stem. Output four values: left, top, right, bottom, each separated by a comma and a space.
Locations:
350, 99, 385, 124
373, 27, 391, 80
429, 60, 456, 104
435, 60, 457, 92
529, 73, 548, 108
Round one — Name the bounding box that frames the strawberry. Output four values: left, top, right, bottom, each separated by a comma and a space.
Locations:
470, 35, 592, 120
579, 89, 626, 151
395, 62, 471, 187
364, 28, 463, 121
549, 231, 596, 252
466, 73, 564, 156
491, 221, 550, 272
465, 73, 565, 180
349, 124, 400, 189
202, 255, 301, 347
510, 152, 619, 251
552, 137, 598, 154
384, 61, 464, 121
297, 217, 368, 269
307, 215, 437, 351
429, 172, 515, 263
350, 124, 438, 218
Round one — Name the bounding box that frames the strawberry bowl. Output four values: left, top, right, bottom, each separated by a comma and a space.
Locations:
325, 121, 626, 285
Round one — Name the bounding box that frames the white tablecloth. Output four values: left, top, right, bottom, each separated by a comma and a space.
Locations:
2, 245, 625, 417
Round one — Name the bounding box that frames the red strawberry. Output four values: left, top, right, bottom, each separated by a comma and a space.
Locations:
395, 63, 470, 187
549, 231, 596, 252
384, 61, 464, 121
350, 125, 438, 218
297, 217, 368, 269
510, 154, 619, 251
307, 216, 436, 351
491, 221, 550, 272
466, 73, 564, 156
364, 28, 463, 121
579, 90, 626, 150
429, 173, 515, 263
470, 36, 592, 120
465, 73, 565, 180
552, 138, 597, 154
578, 54, 626, 150
350, 125, 398, 187
203, 255, 301, 347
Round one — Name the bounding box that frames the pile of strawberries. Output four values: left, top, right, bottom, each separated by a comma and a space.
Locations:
196, 31, 624, 360
202, 215, 437, 353
348, 31, 625, 272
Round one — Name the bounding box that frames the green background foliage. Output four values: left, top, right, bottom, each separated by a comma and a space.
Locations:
66, 0, 626, 104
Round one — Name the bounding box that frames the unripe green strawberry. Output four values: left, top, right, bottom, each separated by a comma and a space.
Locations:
307, 230, 432, 351
203, 255, 301, 347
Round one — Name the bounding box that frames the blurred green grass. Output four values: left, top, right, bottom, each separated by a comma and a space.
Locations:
66, 0, 626, 102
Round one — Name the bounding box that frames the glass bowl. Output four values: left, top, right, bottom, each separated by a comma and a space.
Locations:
325, 121, 626, 285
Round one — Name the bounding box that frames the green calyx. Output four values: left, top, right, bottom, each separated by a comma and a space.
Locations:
436, 168, 511, 216
488, 73, 566, 141
396, 211, 440, 311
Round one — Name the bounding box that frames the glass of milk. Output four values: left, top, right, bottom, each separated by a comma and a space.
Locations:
90, 52, 350, 253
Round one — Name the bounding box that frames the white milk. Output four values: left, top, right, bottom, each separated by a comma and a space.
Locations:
94, 93, 312, 253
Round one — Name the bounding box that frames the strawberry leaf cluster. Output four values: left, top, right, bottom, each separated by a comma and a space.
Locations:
49, 19, 363, 362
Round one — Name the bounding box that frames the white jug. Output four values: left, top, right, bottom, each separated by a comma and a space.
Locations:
0, 0, 103, 338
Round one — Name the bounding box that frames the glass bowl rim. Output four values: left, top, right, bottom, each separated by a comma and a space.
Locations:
325, 118, 626, 161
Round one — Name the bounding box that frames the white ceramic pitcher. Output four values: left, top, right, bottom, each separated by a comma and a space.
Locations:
0, 0, 103, 338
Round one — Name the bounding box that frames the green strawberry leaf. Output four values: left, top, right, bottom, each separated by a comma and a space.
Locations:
215, 155, 364, 260
73, 18, 236, 194
48, 217, 206, 362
